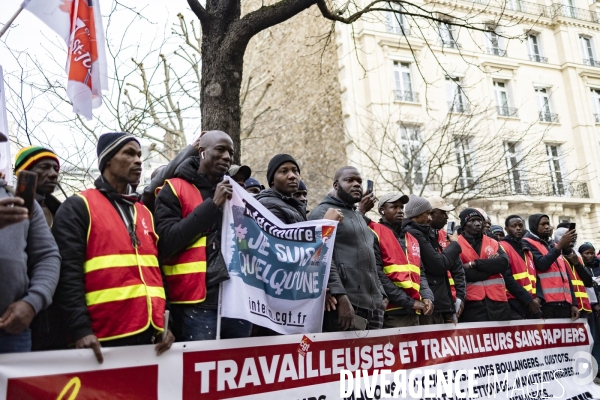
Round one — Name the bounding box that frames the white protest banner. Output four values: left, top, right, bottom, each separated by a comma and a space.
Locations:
220, 176, 338, 334
0, 320, 599, 399
0, 66, 11, 180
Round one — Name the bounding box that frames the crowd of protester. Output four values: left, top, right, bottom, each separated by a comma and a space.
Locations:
1, 130, 600, 384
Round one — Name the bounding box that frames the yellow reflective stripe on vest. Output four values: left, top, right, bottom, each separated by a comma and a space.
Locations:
393, 281, 421, 291
84, 254, 159, 273
512, 271, 529, 280
86, 284, 166, 306
189, 236, 207, 249
572, 280, 584, 286
383, 264, 421, 275
448, 278, 455, 285
163, 261, 207, 276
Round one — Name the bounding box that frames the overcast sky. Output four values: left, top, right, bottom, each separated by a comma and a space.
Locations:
1, 0, 199, 165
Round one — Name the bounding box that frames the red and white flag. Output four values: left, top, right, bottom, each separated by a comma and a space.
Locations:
23, 0, 107, 120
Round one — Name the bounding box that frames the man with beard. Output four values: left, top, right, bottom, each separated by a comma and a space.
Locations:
53, 133, 174, 363
425, 196, 466, 324
523, 214, 579, 320
402, 195, 463, 324
308, 166, 387, 331
456, 209, 512, 322
502, 215, 542, 319
154, 131, 252, 341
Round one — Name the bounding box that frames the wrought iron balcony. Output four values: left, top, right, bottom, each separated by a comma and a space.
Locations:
529, 54, 548, 63
487, 47, 507, 57
497, 106, 518, 117
507, 0, 551, 17
387, 23, 411, 36
395, 90, 419, 102
448, 101, 470, 113
487, 178, 589, 198
551, 4, 600, 23
441, 40, 461, 49
594, 113, 600, 123
583, 58, 600, 67
539, 112, 559, 122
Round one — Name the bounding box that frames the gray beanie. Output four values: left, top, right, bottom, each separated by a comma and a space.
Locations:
404, 194, 432, 219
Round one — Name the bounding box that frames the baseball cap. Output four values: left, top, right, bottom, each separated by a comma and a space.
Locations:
229, 165, 252, 181
378, 192, 409, 209
427, 196, 454, 212
245, 176, 262, 189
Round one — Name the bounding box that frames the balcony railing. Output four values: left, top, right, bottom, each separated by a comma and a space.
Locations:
441, 40, 461, 49
448, 101, 470, 113
487, 178, 590, 198
529, 54, 548, 63
594, 113, 600, 123
539, 111, 559, 122
487, 47, 507, 57
395, 90, 419, 102
583, 58, 600, 67
497, 106, 518, 117
506, 0, 551, 17
387, 23, 411, 36
551, 4, 600, 23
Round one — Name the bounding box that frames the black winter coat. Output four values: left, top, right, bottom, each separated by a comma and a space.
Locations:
154, 156, 223, 308
401, 219, 464, 314
255, 188, 306, 224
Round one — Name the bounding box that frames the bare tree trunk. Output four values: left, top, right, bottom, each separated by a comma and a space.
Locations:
200, 3, 245, 163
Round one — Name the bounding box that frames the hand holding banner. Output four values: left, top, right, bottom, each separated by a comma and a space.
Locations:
220, 177, 337, 334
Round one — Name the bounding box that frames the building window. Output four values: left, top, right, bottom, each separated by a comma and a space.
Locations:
393, 61, 417, 102
504, 142, 526, 194
454, 136, 476, 189
439, 21, 459, 49
399, 125, 425, 186
562, 0, 575, 18
446, 76, 468, 113
507, 0, 524, 11
486, 26, 506, 56
527, 34, 547, 63
591, 88, 600, 123
386, 8, 409, 35
580, 36, 599, 67
546, 144, 566, 196
536, 88, 557, 122
494, 81, 517, 117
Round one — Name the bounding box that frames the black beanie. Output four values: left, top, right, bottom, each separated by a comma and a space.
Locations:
579, 242, 595, 254
459, 208, 484, 228
97, 132, 140, 172
266, 154, 300, 187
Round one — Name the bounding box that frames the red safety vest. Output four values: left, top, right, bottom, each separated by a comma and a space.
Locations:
522, 238, 572, 305
369, 222, 421, 311
160, 178, 208, 304
564, 256, 592, 312
458, 235, 508, 302
437, 229, 457, 302
502, 243, 536, 300
77, 189, 165, 341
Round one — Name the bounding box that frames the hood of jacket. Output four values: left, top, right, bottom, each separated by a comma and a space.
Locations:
175, 156, 221, 190
527, 213, 549, 237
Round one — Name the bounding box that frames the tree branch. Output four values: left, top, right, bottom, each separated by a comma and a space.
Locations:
187, 0, 209, 26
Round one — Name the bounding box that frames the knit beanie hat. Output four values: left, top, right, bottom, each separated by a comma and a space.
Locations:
490, 225, 504, 235
15, 146, 60, 174
404, 195, 432, 219
97, 132, 140, 172
554, 227, 568, 243
459, 208, 484, 228
298, 180, 307, 191
579, 242, 595, 254
266, 154, 300, 187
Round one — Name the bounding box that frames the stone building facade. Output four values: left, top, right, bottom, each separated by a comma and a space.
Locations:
242, 0, 600, 244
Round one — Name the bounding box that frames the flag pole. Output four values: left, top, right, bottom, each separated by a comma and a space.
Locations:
216, 282, 223, 340
0, 6, 25, 39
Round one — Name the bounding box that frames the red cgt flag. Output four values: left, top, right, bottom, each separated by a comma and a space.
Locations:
23, 0, 107, 120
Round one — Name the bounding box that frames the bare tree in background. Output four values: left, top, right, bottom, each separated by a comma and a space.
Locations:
347, 101, 589, 209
